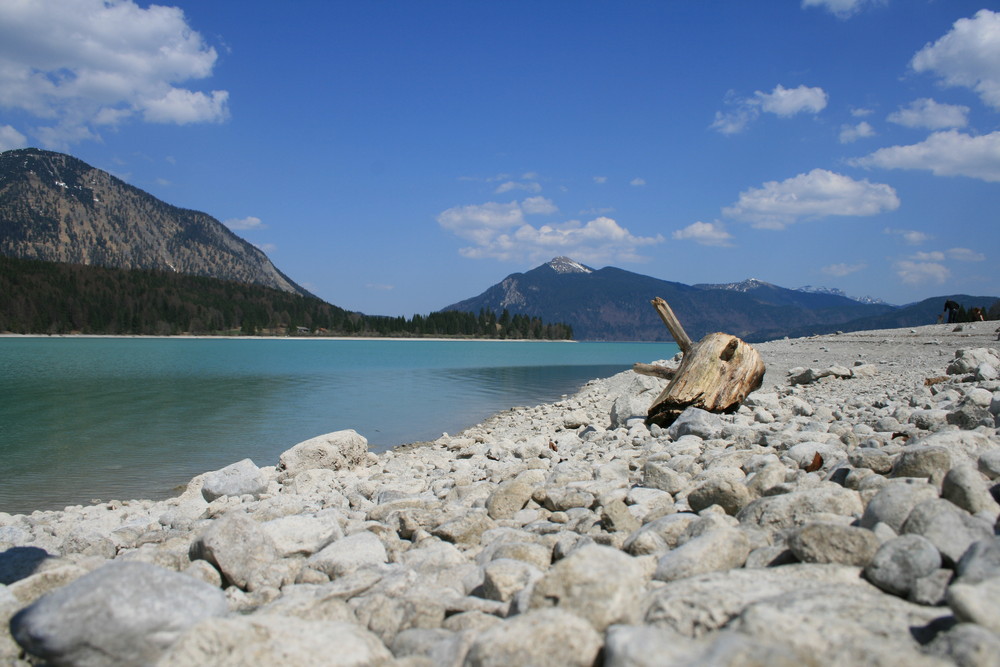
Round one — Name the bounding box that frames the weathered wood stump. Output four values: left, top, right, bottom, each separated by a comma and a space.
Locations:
632, 362, 676, 380
645, 297, 765, 427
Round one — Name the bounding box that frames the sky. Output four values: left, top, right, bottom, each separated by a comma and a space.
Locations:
1, 0, 999, 316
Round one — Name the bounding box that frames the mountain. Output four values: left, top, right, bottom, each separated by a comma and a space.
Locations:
441, 257, 908, 342
0, 148, 308, 296
773, 294, 1000, 338
796, 285, 890, 306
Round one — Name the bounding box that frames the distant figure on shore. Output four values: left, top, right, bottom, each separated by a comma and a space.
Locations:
944, 300, 960, 324
970, 307, 985, 321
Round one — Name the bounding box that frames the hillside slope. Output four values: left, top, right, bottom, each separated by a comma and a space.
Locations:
0, 148, 308, 296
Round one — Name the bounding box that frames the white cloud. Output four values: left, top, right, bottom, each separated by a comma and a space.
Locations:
142, 88, 229, 125
851, 107, 874, 117
884, 227, 932, 245
710, 101, 757, 135
437, 201, 526, 246
0, 125, 27, 151
722, 169, 900, 229
365, 283, 395, 291
802, 0, 882, 19
672, 221, 734, 247
887, 98, 969, 129
254, 242, 277, 253
711, 84, 827, 134
839, 121, 875, 144
593, 176, 608, 184
947, 247, 986, 262
908, 248, 985, 263
911, 9, 1000, 110
495, 180, 542, 194
224, 216, 265, 231
754, 84, 828, 116
822, 262, 866, 277
0, 0, 228, 147
895, 260, 951, 285
437, 198, 664, 263
892, 247, 982, 286
852, 130, 1000, 182
520, 196, 558, 215
630, 177, 646, 187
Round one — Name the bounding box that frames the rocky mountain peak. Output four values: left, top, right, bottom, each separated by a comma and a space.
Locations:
546, 256, 593, 274
695, 277, 775, 292
797, 285, 848, 298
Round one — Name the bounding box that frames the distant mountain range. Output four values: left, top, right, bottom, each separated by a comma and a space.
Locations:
699, 278, 889, 306
794, 284, 888, 306
3, 148, 995, 342
442, 257, 998, 342
0, 148, 308, 296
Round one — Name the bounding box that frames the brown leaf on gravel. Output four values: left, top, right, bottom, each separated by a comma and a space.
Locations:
804, 452, 823, 473
924, 376, 949, 386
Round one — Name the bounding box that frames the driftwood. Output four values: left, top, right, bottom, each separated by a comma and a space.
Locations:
645, 298, 765, 427
650, 297, 692, 352
632, 363, 677, 380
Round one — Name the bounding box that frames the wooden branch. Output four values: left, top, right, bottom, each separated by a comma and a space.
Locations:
632, 363, 677, 380
650, 297, 693, 352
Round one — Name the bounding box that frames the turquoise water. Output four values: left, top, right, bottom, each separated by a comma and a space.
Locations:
0, 337, 675, 514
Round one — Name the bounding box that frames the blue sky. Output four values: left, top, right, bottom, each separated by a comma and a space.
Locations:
1, 0, 998, 315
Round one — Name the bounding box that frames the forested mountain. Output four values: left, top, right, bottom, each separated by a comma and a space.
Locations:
441, 257, 900, 341
766, 294, 1000, 339
0, 148, 307, 296
0, 256, 572, 339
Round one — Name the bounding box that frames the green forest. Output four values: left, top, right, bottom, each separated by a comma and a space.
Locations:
0, 256, 573, 339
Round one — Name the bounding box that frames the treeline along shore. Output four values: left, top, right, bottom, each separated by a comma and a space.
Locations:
0, 255, 572, 339
1, 322, 999, 664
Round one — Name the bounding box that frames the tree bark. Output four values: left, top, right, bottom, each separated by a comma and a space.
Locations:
644, 299, 765, 427
632, 363, 677, 380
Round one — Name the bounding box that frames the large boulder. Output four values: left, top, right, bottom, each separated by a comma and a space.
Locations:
201, 458, 268, 501
277, 429, 369, 477
190, 513, 282, 591
527, 544, 645, 631
307, 531, 388, 578
10, 561, 228, 667
654, 527, 751, 582
158, 615, 393, 666
463, 608, 602, 667
737, 485, 863, 531
947, 348, 1000, 375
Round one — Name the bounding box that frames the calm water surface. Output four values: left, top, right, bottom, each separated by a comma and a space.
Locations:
0, 337, 674, 513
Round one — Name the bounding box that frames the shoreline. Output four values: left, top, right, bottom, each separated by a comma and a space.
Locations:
1, 323, 998, 664
0, 333, 579, 343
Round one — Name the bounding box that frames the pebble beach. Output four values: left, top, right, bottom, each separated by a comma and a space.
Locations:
2, 321, 1000, 666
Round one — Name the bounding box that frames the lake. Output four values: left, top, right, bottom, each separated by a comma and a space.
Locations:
0, 337, 676, 514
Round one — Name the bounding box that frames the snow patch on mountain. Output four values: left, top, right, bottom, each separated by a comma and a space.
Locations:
695, 278, 775, 292
797, 285, 891, 305
546, 256, 593, 274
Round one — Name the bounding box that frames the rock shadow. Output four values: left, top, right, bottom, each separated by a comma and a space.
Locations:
0, 546, 53, 585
